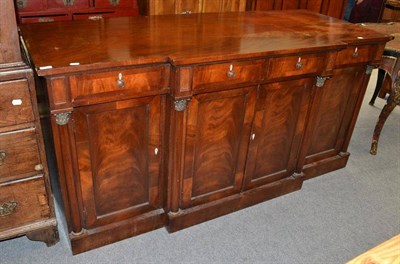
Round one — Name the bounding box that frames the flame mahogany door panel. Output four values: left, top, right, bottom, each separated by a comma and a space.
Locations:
254, 0, 346, 19
180, 88, 256, 208
242, 78, 314, 190
74, 96, 164, 228
304, 67, 367, 165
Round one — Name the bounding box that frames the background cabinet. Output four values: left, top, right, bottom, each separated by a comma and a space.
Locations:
0, 0, 58, 246
15, 0, 139, 23
139, 0, 247, 15
249, 0, 347, 19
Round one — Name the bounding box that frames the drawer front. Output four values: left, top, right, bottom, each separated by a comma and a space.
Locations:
335, 45, 376, 66
0, 177, 50, 232
15, 0, 44, 12
0, 79, 34, 128
20, 14, 71, 24
0, 128, 42, 183
69, 65, 170, 105
94, 0, 134, 8
192, 60, 264, 92
266, 53, 327, 80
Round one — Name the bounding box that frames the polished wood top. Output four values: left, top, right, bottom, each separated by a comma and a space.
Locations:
20, 10, 392, 76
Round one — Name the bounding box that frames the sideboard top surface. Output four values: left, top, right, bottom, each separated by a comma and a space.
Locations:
20, 10, 391, 76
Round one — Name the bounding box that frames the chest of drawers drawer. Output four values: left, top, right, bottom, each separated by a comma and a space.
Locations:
0, 79, 34, 128
0, 128, 42, 184
192, 60, 264, 92
0, 176, 50, 232
265, 53, 328, 80
69, 64, 170, 106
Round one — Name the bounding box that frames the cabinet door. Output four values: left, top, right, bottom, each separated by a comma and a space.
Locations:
46, 0, 89, 9
255, 0, 304, 10
175, 0, 201, 14
242, 78, 313, 190
304, 67, 365, 164
202, 0, 222, 12
74, 96, 164, 228
221, 0, 246, 12
181, 88, 256, 208
149, 0, 175, 15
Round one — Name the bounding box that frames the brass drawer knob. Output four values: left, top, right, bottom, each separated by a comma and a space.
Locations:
0, 201, 17, 217
0, 151, 6, 166
227, 64, 236, 78
353, 47, 359, 58
181, 10, 192, 14
295, 57, 303, 69
117, 73, 125, 88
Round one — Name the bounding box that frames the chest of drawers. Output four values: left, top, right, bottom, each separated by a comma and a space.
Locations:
0, 0, 58, 247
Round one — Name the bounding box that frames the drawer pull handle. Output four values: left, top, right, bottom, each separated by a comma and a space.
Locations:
181, 10, 192, 14
154, 148, 159, 156
0, 201, 17, 217
63, 0, 74, 6
227, 64, 236, 78
117, 73, 125, 88
0, 151, 6, 166
88, 15, 103, 21
295, 57, 303, 69
251, 133, 256, 141
353, 47, 359, 58
35, 164, 44, 171
109, 0, 120, 6
12, 99, 22, 106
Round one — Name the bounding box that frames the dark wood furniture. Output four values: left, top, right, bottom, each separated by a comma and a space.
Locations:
382, 0, 400, 22
248, 0, 347, 19
363, 22, 400, 155
138, 0, 247, 15
0, 0, 58, 246
20, 10, 391, 254
349, 0, 387, 23
15, 0, 139, 23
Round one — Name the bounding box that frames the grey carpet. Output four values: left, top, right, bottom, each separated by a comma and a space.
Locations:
1, 70, 399, 264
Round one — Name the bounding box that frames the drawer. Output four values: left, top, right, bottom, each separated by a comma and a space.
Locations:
335, 45, 377, 66
0, 128, 42, 183
0, 79, 34, 127
192, 60, 264, 92
72, 9, 138, 21
69, 65, 170, 105
20, 14, 71, 24
0, 176, 50, 232
266, 53, 327, 80
94, 0, 134, 9
15, 0, 44, 12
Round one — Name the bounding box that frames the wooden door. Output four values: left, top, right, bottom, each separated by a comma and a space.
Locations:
242, 78, 314, 190
304, 67, 366, 164
202, 0, 222, 12
74, 96, 164, 229
181, 88, 256, 208
148, 0, 175, 15
175, 0, 201, 14
221, 0, 247, 12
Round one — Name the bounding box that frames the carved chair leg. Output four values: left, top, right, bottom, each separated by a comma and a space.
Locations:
26, 225, 59, 247
369, 68, 386, 105
370, 87, 399, 155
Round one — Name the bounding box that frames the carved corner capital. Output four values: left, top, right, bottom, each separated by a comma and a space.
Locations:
315, 76, 329, 88
54, 112, 71, 125
174, 99, 191, 111
365, 65, 375, 75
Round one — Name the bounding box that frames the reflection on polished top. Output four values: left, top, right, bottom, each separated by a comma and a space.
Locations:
20, 10, 391, 76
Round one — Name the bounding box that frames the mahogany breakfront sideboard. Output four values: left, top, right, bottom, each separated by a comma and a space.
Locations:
20, 11, 391, 254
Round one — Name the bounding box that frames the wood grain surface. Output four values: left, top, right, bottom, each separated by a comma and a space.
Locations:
347, 234, 400, 264
20, 10, 391, 76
